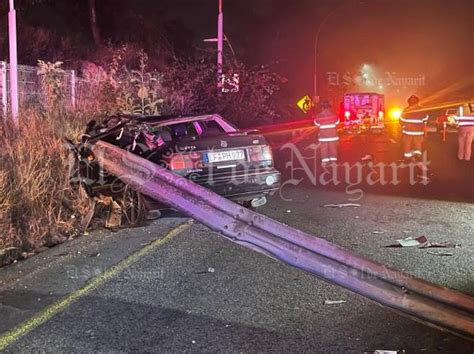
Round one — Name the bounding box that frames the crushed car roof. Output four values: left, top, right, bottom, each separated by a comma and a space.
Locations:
113, 113, 224, 124
84, 113, 230, 142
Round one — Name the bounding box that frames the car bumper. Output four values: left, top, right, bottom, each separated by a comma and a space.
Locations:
191, 168, 281, 200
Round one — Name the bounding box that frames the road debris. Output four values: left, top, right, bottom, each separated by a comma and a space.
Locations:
323, 203, 361, 208
372, 231, 385, 234
0, 247, 18, 256
21, 252, 35, 259
386, 236, 460, 249
286, 209, 292, 213
386, 235, 428, 247
195, 267, 215, 274
427, 251, 454, 256
419, 241, 460, 249
324, 300, 346, 305
361, 154, 373, 161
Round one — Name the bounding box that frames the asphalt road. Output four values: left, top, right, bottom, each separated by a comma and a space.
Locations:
0, 124, 473, 352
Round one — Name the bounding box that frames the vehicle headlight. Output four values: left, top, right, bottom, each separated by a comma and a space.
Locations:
265, 175, 277, 186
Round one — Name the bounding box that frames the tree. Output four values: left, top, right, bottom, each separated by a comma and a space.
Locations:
88, 0, 101, 46
17, 0, 101, 46
162, 54, 286, 127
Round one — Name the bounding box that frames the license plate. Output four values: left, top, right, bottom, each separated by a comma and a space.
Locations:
206, 150, 245, 163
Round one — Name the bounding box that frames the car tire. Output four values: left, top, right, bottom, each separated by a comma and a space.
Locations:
120, 184, 146, 226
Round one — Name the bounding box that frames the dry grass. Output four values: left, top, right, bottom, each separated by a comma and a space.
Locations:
0, 110, 89, 264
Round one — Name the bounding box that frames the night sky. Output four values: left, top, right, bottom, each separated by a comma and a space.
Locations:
186, 0, 474, 107
1, 0, 473, 108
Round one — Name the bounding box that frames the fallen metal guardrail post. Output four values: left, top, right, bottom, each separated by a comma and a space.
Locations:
92, 141, 474, 340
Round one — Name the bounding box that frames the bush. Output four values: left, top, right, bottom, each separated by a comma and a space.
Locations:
113, 50, 166, 115
162, 55, 286, 127
76, 48, 286, 126
74, 47, 167, 116
37, 60, 67, 114
0, 111, 88, 265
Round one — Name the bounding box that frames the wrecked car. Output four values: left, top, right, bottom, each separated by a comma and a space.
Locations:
69, 114, 281, 228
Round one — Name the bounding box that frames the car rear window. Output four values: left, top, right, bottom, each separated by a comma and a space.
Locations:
168, 122, 199, 138
163, 119, 227, 139
199, 120, 226, 135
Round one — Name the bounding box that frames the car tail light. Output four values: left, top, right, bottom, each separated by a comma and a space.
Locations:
169, 152, 202, 172
249, 146, 273, 162
170, 154, 192, 171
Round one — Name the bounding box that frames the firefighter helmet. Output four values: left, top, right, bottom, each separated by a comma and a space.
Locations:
407, 95, 420, 105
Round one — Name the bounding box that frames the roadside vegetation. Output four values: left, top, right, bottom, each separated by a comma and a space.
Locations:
0, 111, 86, 265
0, 47, 284, 266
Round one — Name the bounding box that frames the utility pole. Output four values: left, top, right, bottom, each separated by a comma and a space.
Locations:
203, 0, 225, 91
8, 0, 19, 127
217, 0, 224, 90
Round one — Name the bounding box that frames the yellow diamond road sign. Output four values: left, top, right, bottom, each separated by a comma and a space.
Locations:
297, 95, 314, 113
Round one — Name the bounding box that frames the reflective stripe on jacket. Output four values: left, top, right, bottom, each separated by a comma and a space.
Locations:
314, 111, 339, 142
454, 105, 474, 127
400, 105, 428, 135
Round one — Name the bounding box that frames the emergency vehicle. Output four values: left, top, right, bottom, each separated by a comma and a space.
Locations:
340, 92, 385, 132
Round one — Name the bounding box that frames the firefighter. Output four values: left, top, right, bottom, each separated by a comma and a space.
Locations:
314, 100, 340, 165
452, 103, 474, 161
400, 95, 428, 161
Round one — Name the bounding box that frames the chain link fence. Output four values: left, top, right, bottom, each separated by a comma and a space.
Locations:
0, 61, 77, 117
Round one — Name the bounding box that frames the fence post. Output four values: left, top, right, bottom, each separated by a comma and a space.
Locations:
0, 61, 7, 119
70, 70, 76, 110
8, 1, 19, 127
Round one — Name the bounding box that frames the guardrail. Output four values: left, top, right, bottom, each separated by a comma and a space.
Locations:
92, 140, 474, 340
